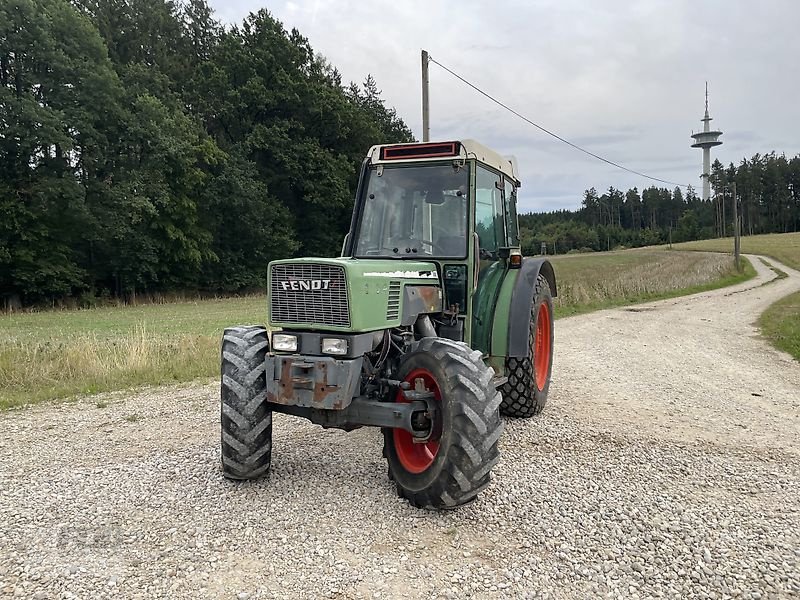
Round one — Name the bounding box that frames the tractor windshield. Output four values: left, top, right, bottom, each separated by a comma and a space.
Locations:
354, 163, 469, 258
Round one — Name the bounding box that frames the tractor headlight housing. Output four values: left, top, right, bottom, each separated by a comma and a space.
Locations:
272, 333, 298, 352
321, 338, 348, 355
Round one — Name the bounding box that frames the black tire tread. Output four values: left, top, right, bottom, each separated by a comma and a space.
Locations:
384, 338, 504, 509
500, 275, 553, 418
220, 325, 272, 480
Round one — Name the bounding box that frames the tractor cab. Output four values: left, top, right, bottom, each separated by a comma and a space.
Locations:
344, 140, 528, 362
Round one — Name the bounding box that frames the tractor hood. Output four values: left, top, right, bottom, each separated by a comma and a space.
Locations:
267, 257, 443, 332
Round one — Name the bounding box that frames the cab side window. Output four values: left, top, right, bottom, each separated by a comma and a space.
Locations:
475, 165, 505, 257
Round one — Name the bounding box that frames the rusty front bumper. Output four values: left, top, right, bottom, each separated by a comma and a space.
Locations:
265, 355, 363, 410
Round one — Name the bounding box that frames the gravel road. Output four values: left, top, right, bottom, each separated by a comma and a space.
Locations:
1, 254, 799, 599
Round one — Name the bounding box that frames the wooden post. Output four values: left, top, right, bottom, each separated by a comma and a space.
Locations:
421, 50, 430, 142
722, 188, 726, 237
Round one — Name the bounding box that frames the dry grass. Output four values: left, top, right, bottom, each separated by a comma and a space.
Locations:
672, 232, 800, 271
1, 297, 266, 409
550, 249, 754, 317
0, 325, 217, 410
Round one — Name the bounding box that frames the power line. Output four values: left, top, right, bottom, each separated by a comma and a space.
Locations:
427, 55, 691, 190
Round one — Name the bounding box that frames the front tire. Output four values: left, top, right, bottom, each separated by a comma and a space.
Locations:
383, 338, 504, 509
220, 325, 272, 480
500, 274, 554, 418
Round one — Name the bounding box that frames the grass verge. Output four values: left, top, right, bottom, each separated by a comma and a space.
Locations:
758, 291, 800, 361
0, 296, 265, 410
0, 249, 754, 409
0, 326, 218, 410
758, 258, 789, 280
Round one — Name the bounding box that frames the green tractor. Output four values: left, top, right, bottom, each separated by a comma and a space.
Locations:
220, 140, 556, 509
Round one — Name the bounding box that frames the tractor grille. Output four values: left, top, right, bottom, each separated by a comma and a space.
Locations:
270, 263, 350, 327
386, 281, 401, 320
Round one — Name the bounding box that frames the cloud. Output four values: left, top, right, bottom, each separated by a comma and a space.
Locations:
208, 0, 800, 211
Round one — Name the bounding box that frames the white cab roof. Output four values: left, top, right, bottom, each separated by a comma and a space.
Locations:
366, 139, 521, 186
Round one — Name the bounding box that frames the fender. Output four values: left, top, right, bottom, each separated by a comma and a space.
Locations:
507, 257, 557, 358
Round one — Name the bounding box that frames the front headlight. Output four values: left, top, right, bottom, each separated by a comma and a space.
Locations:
321, 338, 347, 355
272, 333, 298, 352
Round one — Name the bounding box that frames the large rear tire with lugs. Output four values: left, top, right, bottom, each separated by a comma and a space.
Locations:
220, 325, 272, 480
500, 274, 554, 418
383, 338, 504, 509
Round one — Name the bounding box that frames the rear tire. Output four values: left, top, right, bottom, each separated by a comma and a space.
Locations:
383, 338, 504, 509
500, 274, 554, 418
220, 325, 272, 480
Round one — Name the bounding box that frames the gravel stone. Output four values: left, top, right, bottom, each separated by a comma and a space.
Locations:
0, 255, 798, 599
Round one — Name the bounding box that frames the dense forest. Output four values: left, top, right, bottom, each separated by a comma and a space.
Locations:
0, 0, 412, 307
520, 154, 800, 255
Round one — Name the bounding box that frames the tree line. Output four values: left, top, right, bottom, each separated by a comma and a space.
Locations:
3, 0, 798, 308
519, 153, 800, 255
1, 0, 413, 308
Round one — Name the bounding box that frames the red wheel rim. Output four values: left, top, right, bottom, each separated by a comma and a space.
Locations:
534, 302, 552, 391
393, 368, 441, 474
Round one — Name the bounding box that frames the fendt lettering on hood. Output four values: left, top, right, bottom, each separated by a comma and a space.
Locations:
279, 279, 331, 291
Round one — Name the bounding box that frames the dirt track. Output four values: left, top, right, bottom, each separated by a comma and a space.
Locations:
1, 254, 799, 599
559, 254, 800, 455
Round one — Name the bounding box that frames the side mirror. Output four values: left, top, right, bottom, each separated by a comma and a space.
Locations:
340, 233, 350, 257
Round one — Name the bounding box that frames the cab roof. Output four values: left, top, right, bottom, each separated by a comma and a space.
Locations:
366, 139, 521, 186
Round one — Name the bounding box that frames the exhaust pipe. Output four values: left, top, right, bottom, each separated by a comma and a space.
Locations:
415, 315, 437, 339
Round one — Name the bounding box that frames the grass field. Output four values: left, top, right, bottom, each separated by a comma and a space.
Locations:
550, 249, 753, 318
673, 231, 800, 271
0, 297, 267, 409
758, 291, 800, 361
0, 250, 751, 409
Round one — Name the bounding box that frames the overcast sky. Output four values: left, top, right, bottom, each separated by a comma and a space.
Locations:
207, 0, 800, 213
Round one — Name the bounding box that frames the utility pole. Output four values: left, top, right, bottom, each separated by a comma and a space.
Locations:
733, 182, 741, 271
421, 50, 430, 142
721, 189, 726, 237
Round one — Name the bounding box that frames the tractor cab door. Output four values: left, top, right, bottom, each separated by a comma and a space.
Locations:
470, 164, 511, 354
